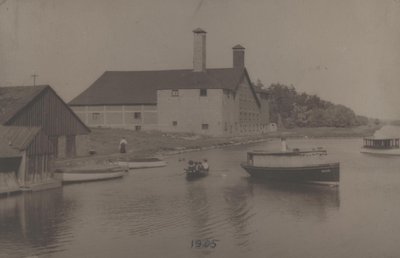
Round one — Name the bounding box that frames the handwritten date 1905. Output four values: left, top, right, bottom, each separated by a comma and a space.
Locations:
191, 239, 219, 248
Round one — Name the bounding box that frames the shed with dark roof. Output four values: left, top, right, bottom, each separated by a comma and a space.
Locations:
0, 85, 90, 158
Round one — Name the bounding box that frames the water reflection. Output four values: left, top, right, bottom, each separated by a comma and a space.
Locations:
186, 181, 212, 239
0, 189, 74, 257
126, 194, 164, 236
223, 182, 255, 248
246, 178, 340, 220
3, 138, 390, 258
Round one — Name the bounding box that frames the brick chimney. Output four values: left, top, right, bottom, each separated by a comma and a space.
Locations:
232, 44, 245, 70
193, 28, 207, 72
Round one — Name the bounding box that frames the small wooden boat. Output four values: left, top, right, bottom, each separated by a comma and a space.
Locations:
117, 157, 167, 169
361, 137, 400, 156
54, 164, 126, 183
185, 167, 209, 180
241, 149, 340, 185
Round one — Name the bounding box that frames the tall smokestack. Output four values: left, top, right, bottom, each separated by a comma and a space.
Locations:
232, 44, 245, 70
193, 28, 207, 72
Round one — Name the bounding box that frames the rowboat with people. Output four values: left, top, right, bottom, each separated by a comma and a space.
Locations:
184, 159, 209, 180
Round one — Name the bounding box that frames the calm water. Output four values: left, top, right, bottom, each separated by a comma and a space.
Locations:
1, 138, 400, 258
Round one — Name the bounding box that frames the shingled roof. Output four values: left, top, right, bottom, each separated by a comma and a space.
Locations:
0, 86, 47, 124
0, 126, 41, 157
69, 68, 250, 106
0, 85, 90, 133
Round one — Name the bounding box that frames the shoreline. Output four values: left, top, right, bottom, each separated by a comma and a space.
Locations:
54, 125, 380, 167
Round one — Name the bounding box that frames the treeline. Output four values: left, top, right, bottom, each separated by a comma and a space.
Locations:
259, 83, 369, 128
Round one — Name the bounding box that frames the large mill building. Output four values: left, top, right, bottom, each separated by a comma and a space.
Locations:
69, 29, 269, 136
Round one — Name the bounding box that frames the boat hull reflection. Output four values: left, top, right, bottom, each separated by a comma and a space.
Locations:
241, 162, 340, 185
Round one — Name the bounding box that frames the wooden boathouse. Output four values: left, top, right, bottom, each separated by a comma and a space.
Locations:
0, 85, 90, 193
0, 85, 91, 158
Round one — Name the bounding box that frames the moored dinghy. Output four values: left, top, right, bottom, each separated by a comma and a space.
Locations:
54, 164, 126, 183
118, 157, 167, 169
241, 148, 340, 185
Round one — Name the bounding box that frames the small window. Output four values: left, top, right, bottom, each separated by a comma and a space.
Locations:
171, 90, 179, 96
200, 89, 207, 96
172, 121, 178, 126
135, 125, 141, 131
92, 113, 101, 120
134, 112, 141, 119
201, 124, 209, 130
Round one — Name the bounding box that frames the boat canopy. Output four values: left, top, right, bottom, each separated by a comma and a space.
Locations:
363, 138, 400, 149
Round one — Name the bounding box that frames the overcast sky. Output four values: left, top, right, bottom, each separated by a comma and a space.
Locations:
0, 0, 399, 119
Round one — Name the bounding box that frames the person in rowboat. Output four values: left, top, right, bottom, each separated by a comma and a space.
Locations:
201, 159, 209, 170
194, 161, 202, 172
187, 160, 195, 173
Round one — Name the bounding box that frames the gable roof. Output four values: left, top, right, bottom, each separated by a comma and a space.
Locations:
0, 126, 41, 158
0, 85, 90, 133
0, 85, 47, 124
69, 68, 247, 106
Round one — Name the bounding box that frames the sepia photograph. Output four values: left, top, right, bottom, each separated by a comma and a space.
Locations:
1, 0, 400, 257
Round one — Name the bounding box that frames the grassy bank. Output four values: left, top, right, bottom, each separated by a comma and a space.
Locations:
80, 128, 268, 157
55, 125, 380, 166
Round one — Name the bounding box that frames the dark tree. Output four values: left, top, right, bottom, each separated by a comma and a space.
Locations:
264, 83, 368, 128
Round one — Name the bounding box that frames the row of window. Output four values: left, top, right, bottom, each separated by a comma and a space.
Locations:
171, 89, 208, 97
224, 122, 267, 132
73, 105, 157, 112
91, 113, 142, 129
92, 112, 142, 120
172, 121, 209, 130
170, 89, 263, 105
171, 121, 265, 131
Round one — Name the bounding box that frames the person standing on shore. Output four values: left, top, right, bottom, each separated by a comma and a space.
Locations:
281, 137, 289, 152
119, 137, 128, 153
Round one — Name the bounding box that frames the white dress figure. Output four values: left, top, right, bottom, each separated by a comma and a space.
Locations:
119, 137, 128, 153
281, 138, 289, 152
